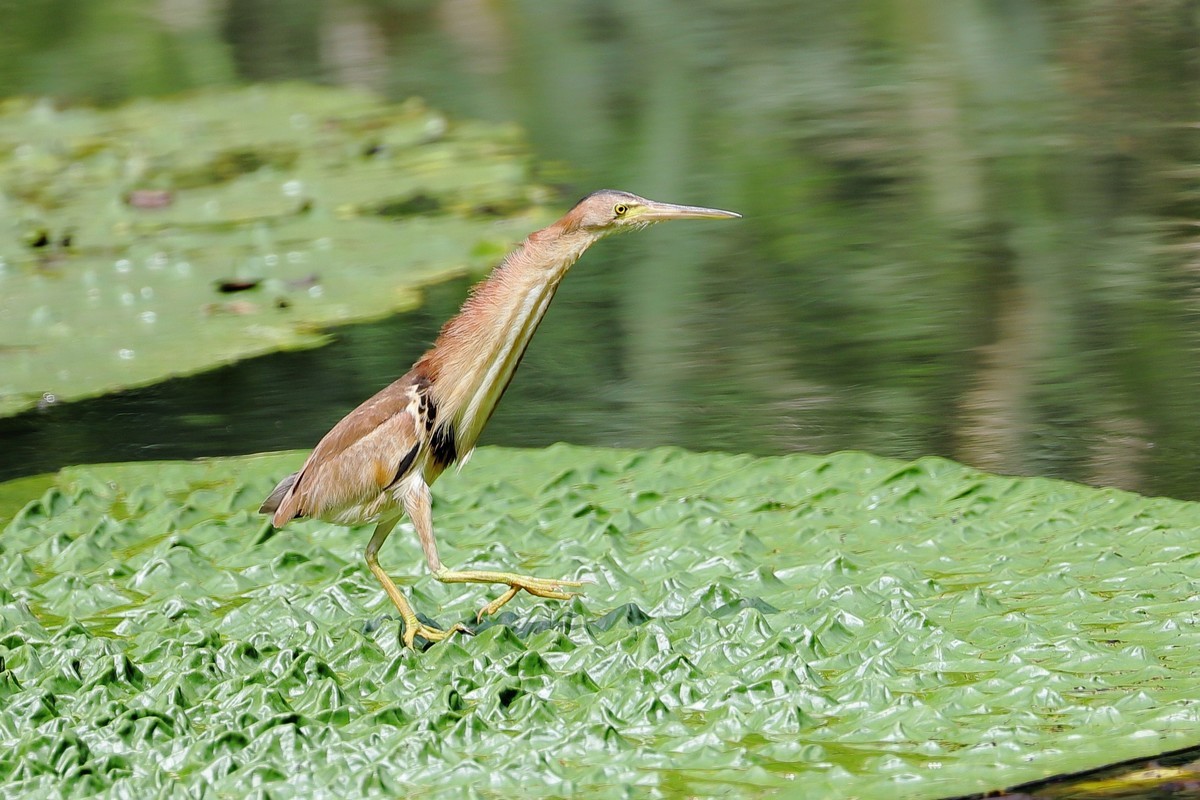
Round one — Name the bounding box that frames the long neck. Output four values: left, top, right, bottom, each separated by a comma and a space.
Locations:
415, 220, 598, 455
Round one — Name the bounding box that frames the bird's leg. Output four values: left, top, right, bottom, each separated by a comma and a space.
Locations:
403, 481, 585, 623
364, 514, 470, 649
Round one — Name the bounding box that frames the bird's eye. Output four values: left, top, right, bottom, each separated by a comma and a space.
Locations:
613, 204, 628, 217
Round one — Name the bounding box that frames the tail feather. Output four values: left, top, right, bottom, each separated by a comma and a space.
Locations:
259, 472, 302, 526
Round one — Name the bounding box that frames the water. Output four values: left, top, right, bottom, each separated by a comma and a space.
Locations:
0, 0, 1198, 503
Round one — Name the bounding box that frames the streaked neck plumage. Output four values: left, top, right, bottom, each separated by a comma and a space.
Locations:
414, 217, 604, 460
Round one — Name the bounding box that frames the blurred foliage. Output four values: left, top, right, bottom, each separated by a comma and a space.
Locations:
6, 446, 1200, 797
0, 0, 235, 103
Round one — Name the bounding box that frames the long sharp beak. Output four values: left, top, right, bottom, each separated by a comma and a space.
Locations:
636, 199, 742, 221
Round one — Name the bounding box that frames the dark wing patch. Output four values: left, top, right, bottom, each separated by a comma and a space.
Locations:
417, 387, 438, 433
429, 424, 458, 470
423, 394, 437, 432
384, 444, 420, 490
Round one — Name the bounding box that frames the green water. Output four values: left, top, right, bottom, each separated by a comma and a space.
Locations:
2, 1, 1198, 498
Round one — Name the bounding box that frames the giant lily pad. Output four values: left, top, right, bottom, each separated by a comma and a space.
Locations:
2, 446, 1200, 797
0, 86, 551, 417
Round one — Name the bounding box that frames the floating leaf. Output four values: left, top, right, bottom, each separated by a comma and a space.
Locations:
2, 446, 1200, 796
0, 86, 552, 417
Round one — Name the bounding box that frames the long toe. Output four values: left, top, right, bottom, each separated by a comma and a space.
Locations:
517, 576, 587, 600
476, 577, 587, 621
477, 586, 521, 622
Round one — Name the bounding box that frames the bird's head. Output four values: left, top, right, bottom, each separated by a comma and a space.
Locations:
564, 189, 740, 236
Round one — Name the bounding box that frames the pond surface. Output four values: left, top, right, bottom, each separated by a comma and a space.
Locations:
1, 0, 1198, 500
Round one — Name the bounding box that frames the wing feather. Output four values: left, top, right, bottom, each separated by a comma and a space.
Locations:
263, 373, 429, 527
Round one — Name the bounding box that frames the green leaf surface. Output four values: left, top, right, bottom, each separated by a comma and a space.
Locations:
2, 446, 1200, 798
0, 86, 550, 417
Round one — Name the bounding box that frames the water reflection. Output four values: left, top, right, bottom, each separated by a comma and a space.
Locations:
0, 1, 1197, 499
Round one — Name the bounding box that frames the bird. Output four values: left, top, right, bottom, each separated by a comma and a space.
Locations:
260, 190, 740, 648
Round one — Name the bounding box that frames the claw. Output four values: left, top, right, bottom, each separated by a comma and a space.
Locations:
402, 620, 473, 650
478, 586, 520, 622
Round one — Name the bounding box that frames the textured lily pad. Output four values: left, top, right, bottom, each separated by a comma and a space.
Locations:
0, 86, 551, 417
2, 446, 1200, 797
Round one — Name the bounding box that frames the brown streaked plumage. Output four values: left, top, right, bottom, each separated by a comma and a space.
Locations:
260, 190, 740, 648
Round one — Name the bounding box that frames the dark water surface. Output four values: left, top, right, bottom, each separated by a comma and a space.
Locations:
1, 1, 1198, 502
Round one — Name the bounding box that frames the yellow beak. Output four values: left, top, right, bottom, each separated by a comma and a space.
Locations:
636, 199, 742, 221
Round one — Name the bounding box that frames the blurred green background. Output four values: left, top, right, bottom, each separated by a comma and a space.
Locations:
1, 0, 1198, 498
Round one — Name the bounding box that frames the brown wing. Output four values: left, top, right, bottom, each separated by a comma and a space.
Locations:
261, 373, 429, 527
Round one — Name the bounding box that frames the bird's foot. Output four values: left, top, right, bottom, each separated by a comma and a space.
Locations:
476, 576, 587, 622
401, 618, 473, 650
433, 567, 587, 622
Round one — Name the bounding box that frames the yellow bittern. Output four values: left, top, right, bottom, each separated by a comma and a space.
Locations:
260, 190, 740, 647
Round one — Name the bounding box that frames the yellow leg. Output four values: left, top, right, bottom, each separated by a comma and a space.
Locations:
403, 481, 586, 623
365, 515, 471, 649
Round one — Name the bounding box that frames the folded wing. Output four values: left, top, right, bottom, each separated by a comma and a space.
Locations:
259, 374, 428, 527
